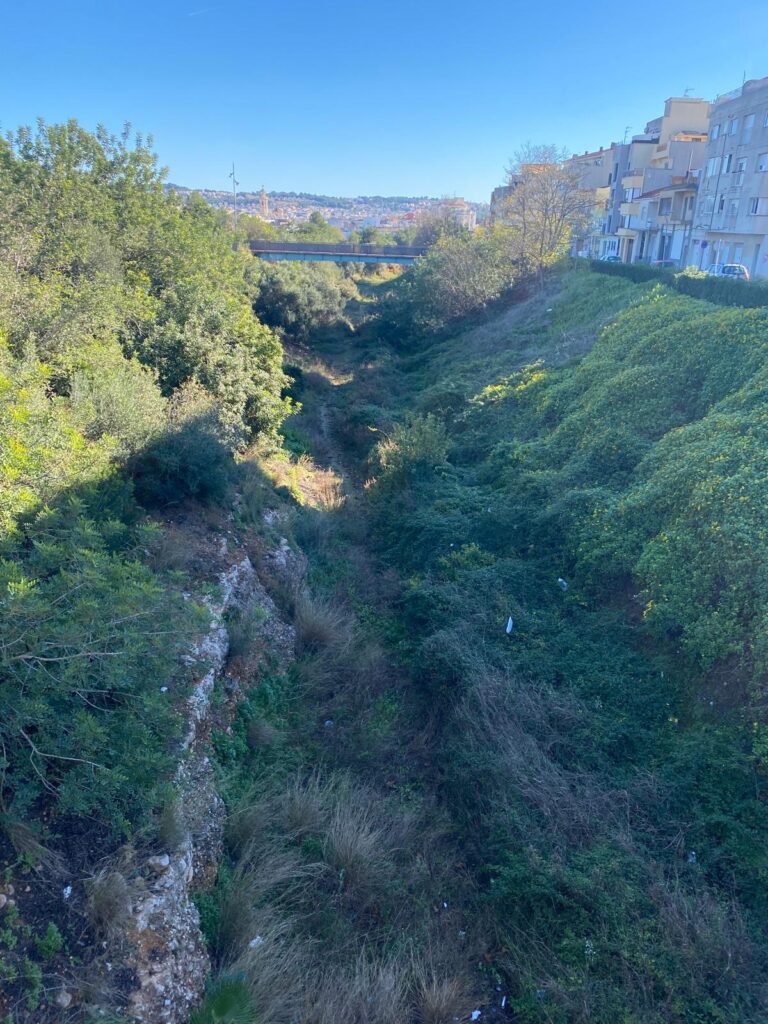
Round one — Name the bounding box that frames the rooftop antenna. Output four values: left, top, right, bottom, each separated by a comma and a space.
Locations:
229, 163, 239, 231
622, 125, 632, 144
684, 86, 694, 97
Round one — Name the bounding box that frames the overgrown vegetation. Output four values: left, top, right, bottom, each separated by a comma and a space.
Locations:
0, 120, 289, 1021
363, 269, 768, 1021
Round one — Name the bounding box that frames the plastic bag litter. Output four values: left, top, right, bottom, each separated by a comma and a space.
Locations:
505, 616, 514, 635
557, 578, 568, 591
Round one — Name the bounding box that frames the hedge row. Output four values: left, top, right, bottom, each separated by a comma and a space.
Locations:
589, 259, 768, 308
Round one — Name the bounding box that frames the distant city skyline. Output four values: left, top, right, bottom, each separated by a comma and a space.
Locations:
2, 0, 767, 202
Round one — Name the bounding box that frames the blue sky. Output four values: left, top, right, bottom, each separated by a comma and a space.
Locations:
2, 0, 766, 201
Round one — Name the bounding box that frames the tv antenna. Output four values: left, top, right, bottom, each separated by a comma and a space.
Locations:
229, 163, 239, 231
622, 125, 632, 144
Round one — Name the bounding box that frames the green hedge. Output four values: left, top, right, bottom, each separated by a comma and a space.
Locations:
590, 260, 674, 286
590, 259, 768, 308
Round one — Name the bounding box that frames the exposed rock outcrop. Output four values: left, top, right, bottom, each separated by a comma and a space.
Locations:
119, 540, 297, 1024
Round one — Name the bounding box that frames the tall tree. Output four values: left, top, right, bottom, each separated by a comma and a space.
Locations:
502, 144, 593, 277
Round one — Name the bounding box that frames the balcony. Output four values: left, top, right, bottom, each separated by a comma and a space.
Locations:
620, 201, 641, 216
622, 174, 644, 189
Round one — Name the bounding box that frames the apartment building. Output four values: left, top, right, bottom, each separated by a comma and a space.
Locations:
690, 76, 768, 278
440, 197, 477, 231
599, 98, 710, 263
566, 148, 612, 256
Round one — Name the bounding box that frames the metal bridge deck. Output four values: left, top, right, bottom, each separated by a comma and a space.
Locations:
248, 239, 425, 265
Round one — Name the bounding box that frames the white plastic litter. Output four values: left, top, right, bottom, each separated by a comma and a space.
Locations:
249, 935, 264, 949
62, 886, 72, 900
557, 578, 568, 591
471, 1012, 482, 1021
159, 686, 169, 693
324, 720, 334, 729
501, 996, 507, 1009
687, 850, 697, 864
505, 616, 514, 635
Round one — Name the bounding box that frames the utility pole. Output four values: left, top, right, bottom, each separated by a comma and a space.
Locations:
229, 162, 239, 233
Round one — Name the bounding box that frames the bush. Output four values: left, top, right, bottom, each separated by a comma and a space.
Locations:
591, 258, 768, 308
250, 261, 356, 342
130, 382, 234, 506
374, 413, 449, 485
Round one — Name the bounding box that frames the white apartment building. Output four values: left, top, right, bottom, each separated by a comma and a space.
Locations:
690, 76, 768, 278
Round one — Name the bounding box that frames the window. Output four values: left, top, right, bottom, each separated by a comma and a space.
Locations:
758, 153, 768, 172
711, 123, 721, 140
722, 153, 733, 173
717, 193, 726, 212
728, 199, 739, 217
703, 196, 715, 216
764, 111, 768, 127
736, 158, 747, 185
748, 197, 768, 215
659, 198, 672, 215
729, 117, 739, 135
742, 114, 755, 145
706, 156, 719, 177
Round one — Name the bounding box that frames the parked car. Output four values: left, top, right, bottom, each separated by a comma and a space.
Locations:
721, 263, 750, 281
651, 259, 677, 269
601, 255, 622, 263
706, 263, 725, 277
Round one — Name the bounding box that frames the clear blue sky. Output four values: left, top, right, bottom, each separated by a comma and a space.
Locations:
2, 0, 766, 202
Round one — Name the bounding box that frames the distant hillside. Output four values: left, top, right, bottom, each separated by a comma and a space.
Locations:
165, 184, 488, 231
166, 185, 437, 207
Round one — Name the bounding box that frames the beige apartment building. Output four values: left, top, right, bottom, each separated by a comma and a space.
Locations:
600, 98, 710, 265
691, 76, 768, 277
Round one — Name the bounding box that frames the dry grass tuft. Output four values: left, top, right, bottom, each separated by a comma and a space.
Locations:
294, 593, 353, 655
306, 956, 410, 1024
322, 802, 389, 892
281, 771, 327, 839
156, 798, 187, 852
414, 972, 474, 1024
85, 869, 133, 939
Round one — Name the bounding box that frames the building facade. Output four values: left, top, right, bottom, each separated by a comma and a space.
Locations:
565, 148, 612, 257
600, 98, 710, 264
690, 77, 768, 278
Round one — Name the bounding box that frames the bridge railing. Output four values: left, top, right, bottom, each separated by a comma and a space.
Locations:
248, 239, 426, 258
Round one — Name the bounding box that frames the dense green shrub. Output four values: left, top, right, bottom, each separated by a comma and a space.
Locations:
249, 260, 356, 342
591, 258, 768, 307
0, 120, 289, 447
589, 259, 672, 284
0, 346, 196, 828
380, 230, 515, 337
0, 121, 264, 833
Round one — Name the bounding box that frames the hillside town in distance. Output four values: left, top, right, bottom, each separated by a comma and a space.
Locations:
167, 184, 485, 236
491, 73, 768, 280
